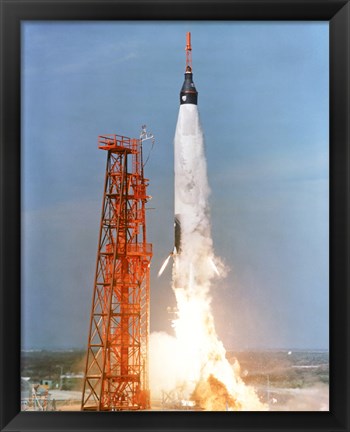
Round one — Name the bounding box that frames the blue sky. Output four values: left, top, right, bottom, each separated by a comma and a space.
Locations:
21, 21, 329, 350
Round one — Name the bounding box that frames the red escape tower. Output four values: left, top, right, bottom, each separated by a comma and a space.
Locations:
81, 127, 153, 411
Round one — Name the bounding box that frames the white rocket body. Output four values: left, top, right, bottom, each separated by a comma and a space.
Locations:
173, 104, 214, 290
174, 104, 208, 246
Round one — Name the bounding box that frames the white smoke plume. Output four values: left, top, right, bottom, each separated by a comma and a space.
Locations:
150, 104, 266, 410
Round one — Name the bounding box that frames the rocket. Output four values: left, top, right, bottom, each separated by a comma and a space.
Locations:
158, 32, 198, 277
175, 32, 198, 256
158, 33, 219, 280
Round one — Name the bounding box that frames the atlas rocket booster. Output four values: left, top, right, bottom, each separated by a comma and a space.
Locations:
158, 32, 199, 277
174, 32, 198, 255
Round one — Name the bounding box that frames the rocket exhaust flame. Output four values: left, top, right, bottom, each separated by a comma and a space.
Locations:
150, 33, 266, 411
158, 254, 172, 277
209, 257, 220, 276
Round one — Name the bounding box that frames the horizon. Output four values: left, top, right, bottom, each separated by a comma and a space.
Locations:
21, 345, 330, 353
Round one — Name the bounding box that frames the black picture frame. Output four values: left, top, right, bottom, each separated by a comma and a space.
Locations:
1, 1, 349, 431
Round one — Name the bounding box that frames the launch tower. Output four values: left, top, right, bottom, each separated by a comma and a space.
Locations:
81, 131, 152, 411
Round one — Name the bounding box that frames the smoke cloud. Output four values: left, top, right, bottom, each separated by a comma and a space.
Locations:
272, 384, 329, 411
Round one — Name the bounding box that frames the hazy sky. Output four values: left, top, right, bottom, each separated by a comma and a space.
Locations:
21, 21, 329, 351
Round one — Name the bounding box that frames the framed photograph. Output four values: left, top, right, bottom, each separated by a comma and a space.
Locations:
1, 1, 349, 431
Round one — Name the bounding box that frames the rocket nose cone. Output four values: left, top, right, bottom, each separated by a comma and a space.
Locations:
180, 72, 198, 105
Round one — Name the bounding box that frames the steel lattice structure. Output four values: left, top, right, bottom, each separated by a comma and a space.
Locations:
81, 134, 152, 411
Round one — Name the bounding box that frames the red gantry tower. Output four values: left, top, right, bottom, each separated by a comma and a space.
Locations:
81, 128, 153, 411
